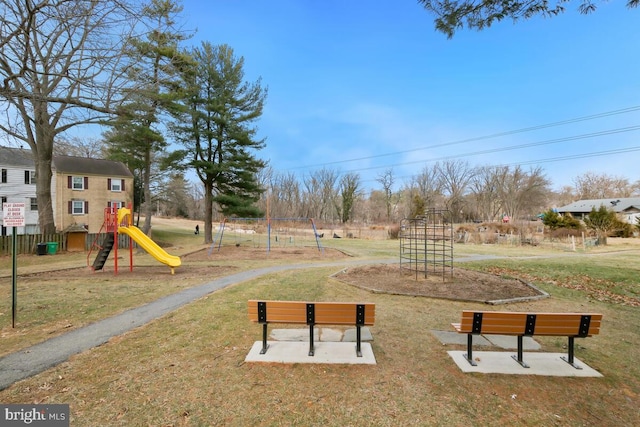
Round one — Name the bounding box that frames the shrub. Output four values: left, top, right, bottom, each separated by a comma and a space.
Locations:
610, 221, 634, 238
541, 209, 582, 230
387, 224, 400, 239
548, 227, 584, 239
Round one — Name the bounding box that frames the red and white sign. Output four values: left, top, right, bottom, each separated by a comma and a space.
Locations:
2, 202, 26, 227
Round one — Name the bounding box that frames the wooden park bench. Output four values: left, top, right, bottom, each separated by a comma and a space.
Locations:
248, 300, 375, 357
452, 310, 602, 369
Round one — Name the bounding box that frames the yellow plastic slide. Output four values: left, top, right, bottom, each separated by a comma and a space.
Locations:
118, 225, 182, 270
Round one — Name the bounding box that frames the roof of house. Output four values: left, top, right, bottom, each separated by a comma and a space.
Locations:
558, 197, 640, 214
53, 155, 133, 177
0, 146, 35, 168
1, 146, 133, 178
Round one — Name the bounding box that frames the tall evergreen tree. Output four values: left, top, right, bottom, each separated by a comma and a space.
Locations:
105, 0, 191, 233
171, 42, 267, 243
338, 173, 362, 223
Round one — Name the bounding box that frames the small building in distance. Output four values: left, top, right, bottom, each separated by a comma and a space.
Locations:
557, 197, 640, 225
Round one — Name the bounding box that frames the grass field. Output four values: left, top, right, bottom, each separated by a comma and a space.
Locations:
0, 220, 639, 426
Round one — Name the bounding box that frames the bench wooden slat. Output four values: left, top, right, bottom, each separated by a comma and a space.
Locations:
315, 303, 375, 325
456, 311, 602, 336
534, 315, 602, 336
248, 300, 375, 358
248, 300, 375, 325
248, 300, 307, 323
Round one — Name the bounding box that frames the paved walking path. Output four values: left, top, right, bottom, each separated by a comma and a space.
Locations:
0, 259, 393, 391
0, 253, 557, 390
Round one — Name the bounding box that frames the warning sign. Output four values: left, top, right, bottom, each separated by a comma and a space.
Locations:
2, 202, 26, 227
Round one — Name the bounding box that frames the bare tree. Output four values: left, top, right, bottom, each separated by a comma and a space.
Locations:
301, 168, 339, 222
53, 136, 105, 158
494, 165, 550, 221
319, 168, 339, 222
256, 165, 274, 215
412, 165, 442, 207
436, 160, 475, 222
301, 172, 322, 220
468, 165, 501, 222
553, 185, 578, 208
573, 172, 634, 199
258, 167, 301, 219
155, 173, 193, 218
633, 180, 640, 197
376, 168, 396, 222
0, 0, 139, 233
188, 181, 205, 220
275, 172, 302, 218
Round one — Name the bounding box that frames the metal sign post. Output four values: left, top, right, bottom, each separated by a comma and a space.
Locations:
3, 202, 25, 328
11, 226, 17, 328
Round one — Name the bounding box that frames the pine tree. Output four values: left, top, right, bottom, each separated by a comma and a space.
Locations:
170, 43, 267, 243
105, 0, 191, 233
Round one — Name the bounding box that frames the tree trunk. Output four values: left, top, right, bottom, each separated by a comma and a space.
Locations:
204, 181, 214, 244
34, 152, 56, 234
30, 113, 56, 234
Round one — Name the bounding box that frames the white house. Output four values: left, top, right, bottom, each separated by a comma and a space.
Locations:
0, 146, 45, 235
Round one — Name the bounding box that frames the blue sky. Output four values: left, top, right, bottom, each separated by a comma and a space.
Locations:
180, 1, 640, 192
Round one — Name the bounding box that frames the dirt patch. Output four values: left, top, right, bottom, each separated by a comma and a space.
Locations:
334, 263, 547, 303
16, 246, 543, 305
185, 247, 544, 303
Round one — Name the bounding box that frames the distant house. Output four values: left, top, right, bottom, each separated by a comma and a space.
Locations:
0, 146, 40, 235
557, 197, 640, 225
1, 146, 134, 234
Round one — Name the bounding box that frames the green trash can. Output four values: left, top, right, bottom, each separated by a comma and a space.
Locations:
46, 242, 59, 255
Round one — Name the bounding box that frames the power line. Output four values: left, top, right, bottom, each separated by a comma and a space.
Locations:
324, 125, 640, 175
503, 146, 640, 167
359, 145, 640, 185
287, 105, 640, 170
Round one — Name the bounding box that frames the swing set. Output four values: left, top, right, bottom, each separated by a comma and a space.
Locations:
208, 217, 323, 255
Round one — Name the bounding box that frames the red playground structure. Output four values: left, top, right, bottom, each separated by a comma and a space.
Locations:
88, 205, 181, 274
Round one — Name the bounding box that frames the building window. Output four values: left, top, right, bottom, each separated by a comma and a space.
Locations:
108, 178, 124, 192
69, 200, 89, 215
1, 169, 6, 183
30, 198, 38, 211
67, 176, 89, 190
24, 170, 36, 184
72, 176, 84, 190
73, 201, 84, 214
108, 201, 125, 209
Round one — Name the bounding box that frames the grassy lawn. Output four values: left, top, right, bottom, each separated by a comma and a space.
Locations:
0, 223, 639, 426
